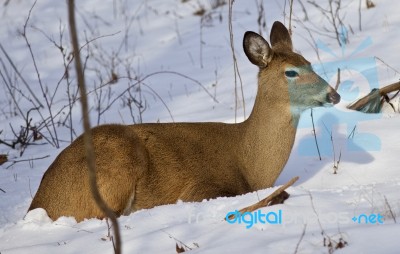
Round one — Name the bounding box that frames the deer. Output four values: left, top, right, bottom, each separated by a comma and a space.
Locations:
28, 21, 340, 222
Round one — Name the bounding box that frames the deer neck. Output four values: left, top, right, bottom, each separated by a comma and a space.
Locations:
238, 79, 301, 190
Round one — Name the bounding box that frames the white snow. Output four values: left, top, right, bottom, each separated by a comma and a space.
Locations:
1, 0, 399, 253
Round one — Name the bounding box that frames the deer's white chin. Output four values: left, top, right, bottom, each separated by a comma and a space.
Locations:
312, 99, 334, 108
322, 102, 335, 107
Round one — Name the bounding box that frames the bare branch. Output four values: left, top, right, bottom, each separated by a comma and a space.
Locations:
0, 43, 43, 108
67, 1, 121, 254
228, 0, 246, 122
5, 155, 50, 169
288, 0, 294, 36
311, 109, 321, 160
335, 68, 340, 91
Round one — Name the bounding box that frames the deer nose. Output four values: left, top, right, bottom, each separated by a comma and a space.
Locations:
327, 90, 341, 104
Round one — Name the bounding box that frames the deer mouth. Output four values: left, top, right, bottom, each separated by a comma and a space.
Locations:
327, 90, 341, 105
314, 100, 333, 107
314, 90, 341, 107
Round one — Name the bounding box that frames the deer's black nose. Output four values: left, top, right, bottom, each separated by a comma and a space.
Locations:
327, 90, 341, 104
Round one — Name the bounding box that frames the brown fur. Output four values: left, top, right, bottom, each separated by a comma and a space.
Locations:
28, 21, 340, 222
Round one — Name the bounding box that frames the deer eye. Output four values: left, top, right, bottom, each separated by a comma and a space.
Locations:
285, 70, 299, 78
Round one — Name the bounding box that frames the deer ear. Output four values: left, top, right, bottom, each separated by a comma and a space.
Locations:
270, 21, 293, 51
243, 31, 272, 68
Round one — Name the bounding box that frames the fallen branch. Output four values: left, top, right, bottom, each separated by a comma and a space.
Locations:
347, 81, 400, 113
226, 176, 299, 220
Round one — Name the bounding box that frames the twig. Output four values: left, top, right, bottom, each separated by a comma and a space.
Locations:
375, 57, 400, 75
348, 125, 356, 139
358, 0, 362, 31
0, 107, 41, 156
294, 19, 322, 62
294, 224, 307, 254
0, 187, 5, 193
29, 177, 33, 198
383, 195, 397, 223
298, 0, 309, 21
311, 109, 321, 160
91, 71, 218, 103
6, 155, 50, 169
322, 122, 340, 173
288, 0, 294, 36
90, 70, 218, 123
307, 0, 347, 47
228, 0, 246, 122
308, 190, 326, 238
141, 83, 175, 122
21, 0, 59, 147
0, 58, 25, 117
67, 1, 121, 254
308, 191, 348, 252
335, 68, 340, 91
19, 0, 60, 148
0, 43, 43, 108
255, 0, 267, 36
226, 176, 299, 220
161, 229, 194, 251
21, 0, 45, 105
334, 150, 342, 174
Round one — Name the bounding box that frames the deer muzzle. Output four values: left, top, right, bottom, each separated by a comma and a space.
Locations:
327, 89, 341, 105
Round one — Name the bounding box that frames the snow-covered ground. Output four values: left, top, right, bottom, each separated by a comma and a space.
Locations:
1, 0, 399, 253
